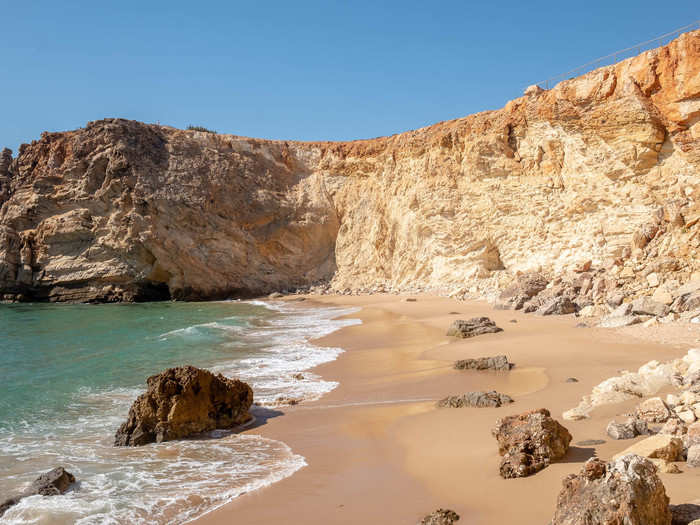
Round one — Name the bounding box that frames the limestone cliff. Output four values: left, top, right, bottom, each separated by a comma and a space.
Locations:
1, 30, 698, 302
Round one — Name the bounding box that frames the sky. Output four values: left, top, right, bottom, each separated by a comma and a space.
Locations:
1, 1, 699, 153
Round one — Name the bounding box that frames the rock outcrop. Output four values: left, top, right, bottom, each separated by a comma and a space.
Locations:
492, 408, 572, 478
0, 467, 76, 518
438, 391, 513, 408
115, 366, 253, 446
549, 455, 671, 525
0, 30, 698, 302
446, 317, 503, 338
453, 355, 513, 371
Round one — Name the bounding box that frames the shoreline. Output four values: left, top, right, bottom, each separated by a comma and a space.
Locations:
193, 293, 700, 524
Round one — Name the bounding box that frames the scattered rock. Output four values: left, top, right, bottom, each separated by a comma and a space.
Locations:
576, 439, 605, 446
509, 319, 517, 323
115, 366, 253, 446
268, 292, 284, 298
613, 434, 685, 462
404, 297, 417, 302
536, 296, 577, 316
446, 317, 503, 338
438, 391, 513, 408
275, 396, 301, 406
660, 418, 688, 437
670, 503, 700, 525
494, 273, 548, 310
492, 408, 572, 478
565, 377, 579, 383
292, 373, 304, 380
0, 467, 76, 518
549, 456, 671, 525
631, 297, 669, 317
419, 508, 460, 525
636, 397, 672, 423
598, 314, 642, 328
453, 355, 513, 371
607, 417, 650, 440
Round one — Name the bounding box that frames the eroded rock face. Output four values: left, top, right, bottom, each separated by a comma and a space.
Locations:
453, 355, 513, 371
550, 455, 671, 525
115, 366, 253, 446
0, 30, 698, 302
492, 408, 572, 478
438, 391, 513, 408
446, 317, 503, 338
0, 467, 76, 518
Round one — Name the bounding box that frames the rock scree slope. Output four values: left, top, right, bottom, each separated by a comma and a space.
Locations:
0, 30, 699, 302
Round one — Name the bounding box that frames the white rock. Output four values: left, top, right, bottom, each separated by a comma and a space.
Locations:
647, 272, 660, 287
678, 410, 697, 424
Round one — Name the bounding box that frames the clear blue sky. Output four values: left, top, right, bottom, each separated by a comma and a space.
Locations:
1, 1, 698, 153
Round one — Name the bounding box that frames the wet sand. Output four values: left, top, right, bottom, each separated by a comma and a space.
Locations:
193, 294, 700, 524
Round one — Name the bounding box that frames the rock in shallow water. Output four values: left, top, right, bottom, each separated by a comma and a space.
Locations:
115, 366, 253, 446
0, 467, 76, 518
438, 391, 513, 408
550, 455, 671, 525
492, 408, 572, 478
446, 317, 503, 338
453, 355, 513, 371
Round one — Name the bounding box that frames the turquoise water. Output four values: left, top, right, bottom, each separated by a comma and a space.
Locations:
0, 300, 360, 524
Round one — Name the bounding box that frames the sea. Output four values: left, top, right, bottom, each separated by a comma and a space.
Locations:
0, 299, 360, 524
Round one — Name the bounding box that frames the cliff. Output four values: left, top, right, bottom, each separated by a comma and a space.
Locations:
1, 30, 698, 302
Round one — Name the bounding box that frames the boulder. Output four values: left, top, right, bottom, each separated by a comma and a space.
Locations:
613, 435, 685, 462
492, 408, 571, 478
688, 445, 700, 468
0, 467, 76, 518
670, 503, 700, 525
536, 296, 577, 316
453, 355, 513, 371
672, 291, 700, 313
660, 418, 688, 437
687, 422, 700, 447
549, 455, 671, 525
606, 417, 649, 440
115, 366, 253, 446
494, 273, 548, 310
419, 508, 460, 525
632, 296, 670, 317
598, 314, 642, 328
438, 391, 513, 408
636, 397, 672, 423
446, 317, 503, 338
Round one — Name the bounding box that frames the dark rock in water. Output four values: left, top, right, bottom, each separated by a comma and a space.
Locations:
670, 503, 700, 525
115, 366, 253, 446
446, 317, 503, 338
454, 355, 513, 371
576, 439, 606, 446
565, 377, 579, 383
419, 508, 460, 525
550, 456, 671, 525
0, 467, 76, 518
438, 391, 513, 408
492, 408, 572, 478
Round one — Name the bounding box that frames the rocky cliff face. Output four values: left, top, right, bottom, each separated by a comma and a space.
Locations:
1, 31, 698, 302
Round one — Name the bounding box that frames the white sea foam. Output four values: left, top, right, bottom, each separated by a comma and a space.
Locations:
0, 300, 359, 524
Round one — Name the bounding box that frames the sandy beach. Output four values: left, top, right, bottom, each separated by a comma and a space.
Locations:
191, 294, 700, 524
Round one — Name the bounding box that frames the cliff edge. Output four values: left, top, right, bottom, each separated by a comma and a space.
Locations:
1, 30, 698, 302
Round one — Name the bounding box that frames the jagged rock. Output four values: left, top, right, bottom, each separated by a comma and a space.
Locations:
660, 418, 688, 437
0, 467, 76, 518
115, 366, 253, 446
492, 408, 571, 478
636, 397, 672, 423
632, 297, 670, 317
613, 435, 685, 462
536, 296, 577, 316
607, 417, 650, 440
453, 355, 513, 371
438, 391, 513, 408
446, 317, 503, 338
670, 503, 700, 525
549, 456, 671, 525
672, 292, 700, 314
494, 273, 548, 310
419, 508, 460, 525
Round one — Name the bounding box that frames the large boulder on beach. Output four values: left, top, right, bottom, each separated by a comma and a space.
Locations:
494, 273, 548, 310
446, 317, 503, 338
115, 366, 253, 446
549, 455, 671, 525
492, 408, 571, 478
453, 355, 513, 371
613, 435, 685, 463
0, 467, 76, 518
